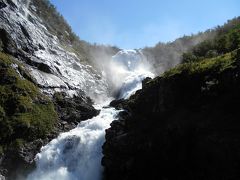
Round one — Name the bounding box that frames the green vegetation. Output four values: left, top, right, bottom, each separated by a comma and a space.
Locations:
160, 17, 240, 82
143, 17, 240, 74
164, 51, 237, 78
0, 52, 57, 150
182, 17, 240, 63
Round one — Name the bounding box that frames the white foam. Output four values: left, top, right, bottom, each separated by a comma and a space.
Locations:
27, 103, 119, 180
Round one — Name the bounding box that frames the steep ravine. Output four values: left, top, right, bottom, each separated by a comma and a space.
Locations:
25, 49, 154, 180
1, 0, 240, 180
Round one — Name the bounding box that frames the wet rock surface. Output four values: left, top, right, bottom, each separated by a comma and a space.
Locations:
53, 92, 100, 125
0, 0, 109, 98
0, 0, 106, 179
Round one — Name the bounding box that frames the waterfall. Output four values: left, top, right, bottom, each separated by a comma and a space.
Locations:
27, 105, 120, 180
27, 50, 154, 180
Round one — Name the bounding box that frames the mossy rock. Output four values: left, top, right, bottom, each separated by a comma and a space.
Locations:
0, 52, 57, 150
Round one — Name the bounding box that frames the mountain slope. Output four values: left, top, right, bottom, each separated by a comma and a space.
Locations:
143, 17, 240, 74
103, 18, 240, 180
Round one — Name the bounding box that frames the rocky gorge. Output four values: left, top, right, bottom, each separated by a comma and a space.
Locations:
0, 0, 240, 180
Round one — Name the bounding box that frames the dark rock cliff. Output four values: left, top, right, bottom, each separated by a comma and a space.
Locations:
102, 50, 240, 180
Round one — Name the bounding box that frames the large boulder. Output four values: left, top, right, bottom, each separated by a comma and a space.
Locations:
53, 91, 100, 125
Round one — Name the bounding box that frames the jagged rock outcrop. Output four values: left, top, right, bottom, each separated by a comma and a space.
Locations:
103, 50, 240, 180
0, 0, 109, 99
53, 92, 100, 126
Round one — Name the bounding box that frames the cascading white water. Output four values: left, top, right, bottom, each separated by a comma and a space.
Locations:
27, 104, 120, 180
27, 50, 154, 180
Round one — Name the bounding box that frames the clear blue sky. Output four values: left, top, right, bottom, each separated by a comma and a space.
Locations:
50, 0, 239, 49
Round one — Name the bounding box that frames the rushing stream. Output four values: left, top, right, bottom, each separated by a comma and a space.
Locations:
27, 50, 154, 180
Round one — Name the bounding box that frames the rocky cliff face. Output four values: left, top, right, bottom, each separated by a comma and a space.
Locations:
102, 49, 240, 180
0, 0, 114, 179
0, 0, 109, 99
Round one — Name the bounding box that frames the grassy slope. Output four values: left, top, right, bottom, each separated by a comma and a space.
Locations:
164, 52, 236, 77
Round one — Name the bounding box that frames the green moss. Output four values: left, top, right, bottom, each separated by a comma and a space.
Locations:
53, 91, 64, 101
15, 103, 57, 138
0, 52, 57, 149
0, 52, 12, 65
